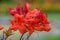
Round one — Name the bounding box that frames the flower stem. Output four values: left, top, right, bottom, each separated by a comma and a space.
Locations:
20, 34, 24, 40
2, 31, 4, 40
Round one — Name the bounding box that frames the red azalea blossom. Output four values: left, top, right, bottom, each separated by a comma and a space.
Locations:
0, 26, 3, 30
9, 3, 51, 36
9, 3, 30, 16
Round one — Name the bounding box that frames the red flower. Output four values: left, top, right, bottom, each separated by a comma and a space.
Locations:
9, 3, 51, 36
23, 3, 30, 14
9, 8, 17, 16
9, 3, 30, 16
0, 26, 3, 30
9, 14, 27, 35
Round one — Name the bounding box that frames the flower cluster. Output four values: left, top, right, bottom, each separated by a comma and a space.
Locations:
9, 3, 51, 36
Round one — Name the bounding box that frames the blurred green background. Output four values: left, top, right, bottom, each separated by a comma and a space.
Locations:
0, 0, 60, 40
0, 0, 60, 15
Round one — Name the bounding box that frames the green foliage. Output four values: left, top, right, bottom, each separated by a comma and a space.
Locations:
0, 0, 14, 3
40, 36, 60, 40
